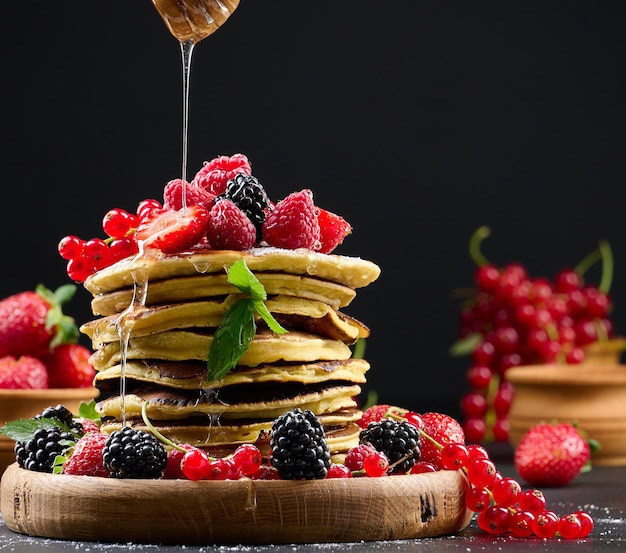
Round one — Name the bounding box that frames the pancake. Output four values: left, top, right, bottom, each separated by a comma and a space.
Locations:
89, 272, 359, 315
82, 295, 370, 347
84, 247, 381, 297
94, 358, 370, 391
89, 329, 353, 372
97, 382, 362, 420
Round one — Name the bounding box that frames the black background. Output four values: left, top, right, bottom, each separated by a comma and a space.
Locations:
3, 1, 625, 420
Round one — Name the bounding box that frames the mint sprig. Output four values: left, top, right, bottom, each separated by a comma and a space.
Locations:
206, 260, 287, 381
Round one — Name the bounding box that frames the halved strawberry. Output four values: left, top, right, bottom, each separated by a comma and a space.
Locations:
135, 205, 210, 254
317, 208, 352, 254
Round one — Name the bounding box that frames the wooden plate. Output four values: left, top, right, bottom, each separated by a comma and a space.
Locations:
1, 463, 472, 545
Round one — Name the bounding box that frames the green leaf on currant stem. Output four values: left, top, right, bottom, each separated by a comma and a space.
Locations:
449, 332, 483, 357
206, 260, 287, 381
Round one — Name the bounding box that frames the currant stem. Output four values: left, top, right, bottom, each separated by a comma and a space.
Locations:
141, 401, 186, 452
469, 226, 492, 268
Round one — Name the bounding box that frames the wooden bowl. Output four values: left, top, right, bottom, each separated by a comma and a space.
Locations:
505, 363, 626, 466
0, 463, 472, 545
0, 388, 98, 477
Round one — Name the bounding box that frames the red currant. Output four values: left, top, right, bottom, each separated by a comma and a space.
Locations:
477, 505, 511, 534
181, 448, 211, 480
532, 510, 559, 538
440, 443, 469, 470
363, 451, 389, 477
509, 509, 535, 538
230, 444, 262, 477
558, 513, 583, 539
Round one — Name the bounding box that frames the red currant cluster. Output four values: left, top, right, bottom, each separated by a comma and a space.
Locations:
58, 200, 162, 282
448, 441, 593, 539
453, 227, 616, 443
166, 442, 268, 480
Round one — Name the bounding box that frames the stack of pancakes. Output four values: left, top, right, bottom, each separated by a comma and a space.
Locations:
81, 247, 380, 459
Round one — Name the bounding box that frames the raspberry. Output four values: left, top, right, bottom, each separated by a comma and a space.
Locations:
192, 153, 252, 196
163, 178, 217, 212
262, 189, 320, 250
219, 174, 271, 238
344, 443, 378, 472
357, 404, 408, 429
205, 199, 257, 250
0, 355, 48, 389
63, 432, 109, 477
269, 408, 331, 480
317, 208, 352, 254
359, 419, 421, 474
102, 427, 168, 478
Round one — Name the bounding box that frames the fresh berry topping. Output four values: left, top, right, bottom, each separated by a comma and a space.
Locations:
419, 412, 465, 470
102, 427, 168, 478
514, 422, 591, 487
135, 205, 210, 254
163, 178, 217, 212
63, 431, 109, 477
326, 463, 352, 478
316, 208, 352, 254
14, 426, 75, 472
102, 208, 139, 240
262, 189, 320, 250
269, 408, 331, 480
356, 404, 408, 429
193, 153, 252, 196
344, 443, 378, 472
0, 355, 48, 389
359, 419, 421, 474
35, 404, 84, 435
181, 447, 212, 480
219, 173, 271, 238
229, 443, 263, 477
42, 343, 96, 388
205, 199, 257, 250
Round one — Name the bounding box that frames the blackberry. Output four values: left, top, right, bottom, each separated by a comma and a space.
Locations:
102, 426, 167, 478
35, 404, 84, 436
14, 426, 75, 472
220, 173, 271, 238
359, 419, 421, 474
270, 408, 331, 480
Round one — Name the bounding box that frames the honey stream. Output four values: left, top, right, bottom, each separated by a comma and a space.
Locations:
113, 1, 240, 426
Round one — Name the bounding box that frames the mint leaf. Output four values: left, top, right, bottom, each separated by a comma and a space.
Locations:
0, 417, 68, 442
205, 261, 288, 380
78, 400, 100, 422
207, 298, 257, 380
227, 259, 267, 301
252, 299, 287, 335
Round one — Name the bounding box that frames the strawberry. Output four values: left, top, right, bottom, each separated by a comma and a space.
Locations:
63, 431, 109, 477
357, 404, 408, 429
514, 422, 591, 487
317, 208, 352, 254
420, 412, 466, 470
135, 205, 210, 254
0, 284, 79, 358
205, 199, 257, 250
163, 178, 217, 212
192, 153, 252, 196
43, 343, 96, 388
262, 189, 320, 250
0, 355, 48, 389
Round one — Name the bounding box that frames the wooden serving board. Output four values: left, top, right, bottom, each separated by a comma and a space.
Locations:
1, 463, 472, 545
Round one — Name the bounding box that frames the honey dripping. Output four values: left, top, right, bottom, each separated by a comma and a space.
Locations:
113, 2, 239, 428
151, 0, 240, 194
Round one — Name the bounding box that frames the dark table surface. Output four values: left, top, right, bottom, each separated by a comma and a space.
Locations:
1, 458, 625, 553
